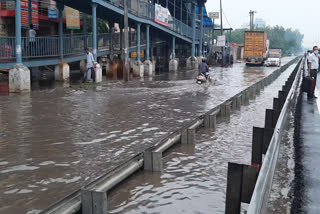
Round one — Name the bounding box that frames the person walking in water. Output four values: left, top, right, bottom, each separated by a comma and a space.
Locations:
83, 48, 96, 83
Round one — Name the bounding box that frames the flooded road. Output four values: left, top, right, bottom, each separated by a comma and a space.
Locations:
0, 58, 294, 214
106, 62, 298, 214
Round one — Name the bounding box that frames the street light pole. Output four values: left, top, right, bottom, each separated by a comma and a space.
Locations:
124, 0, 129, 81
220, 0, 224, 67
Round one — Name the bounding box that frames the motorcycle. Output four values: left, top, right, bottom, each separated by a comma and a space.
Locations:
196, 72, 210, 84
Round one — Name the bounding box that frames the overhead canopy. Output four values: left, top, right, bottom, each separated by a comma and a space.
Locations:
196, 6, 213, 28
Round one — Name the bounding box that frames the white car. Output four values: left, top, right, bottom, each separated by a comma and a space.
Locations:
265, 57, 281, 67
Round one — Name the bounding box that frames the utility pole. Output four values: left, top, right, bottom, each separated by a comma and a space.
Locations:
123, 0, 129, 81
220, 0, 224, 67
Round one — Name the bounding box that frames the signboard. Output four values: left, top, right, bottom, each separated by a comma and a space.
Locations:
155, 4, 168, 27
20, 0, 39, 29
48, 8, 58, 19
208, 12, 219, 19
131, 50, 144, 58
217, 35, 226, 47
31, 0, 39, 30
66, 7, 80, 30
21, 0, 28, 27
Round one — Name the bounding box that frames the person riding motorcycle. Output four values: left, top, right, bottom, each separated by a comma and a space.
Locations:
199, 58, 209, 76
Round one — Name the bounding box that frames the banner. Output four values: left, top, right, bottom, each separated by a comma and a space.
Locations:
31, 0, 39, 30
217, 35, 226, 47
20, 0, 39, 29
66, 7, 80, 30
21, 0, 28, 27
155, 4, 168, 27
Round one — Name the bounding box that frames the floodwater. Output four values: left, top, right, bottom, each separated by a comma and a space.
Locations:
0, 57, 294, 214
106, 62, 298, 214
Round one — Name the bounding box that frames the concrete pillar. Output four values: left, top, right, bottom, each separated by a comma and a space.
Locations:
9, 64, 31, 93
169, 37, 178, 72
187, 3, 198, 70
133, 23, 143, 77
80, 60, 86, 74
92, 3, 98, 61
58, 4, 64, 60
81, 190, 108, 214
15, 0, 22, 63
143, 24, 153, 76
55, 62, 70, 81
95, 64, 103, 83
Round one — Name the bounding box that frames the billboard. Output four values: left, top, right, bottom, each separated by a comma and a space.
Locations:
66, 7, 80, 30
208, 12, 219, 19
20, 0, 39, 29
21, 0, 28, 27
217, 35, 226, 47
155, 4, 168, 27
31, 0, 39, 29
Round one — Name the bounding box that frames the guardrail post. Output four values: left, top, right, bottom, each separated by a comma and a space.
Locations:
152, 152, 163, 171
265, 109, 275, 129
263, 128, 274, 154
225, 163, 243, 214
273, 98, 280, 111
278, 91, 286, 109
251, 127, 264, 166
232, 97, 237, 111
92, 3, 98, 61
81, 190, 108, 214
225, 163, 259, 214
226, 101, 232, 119
236, 95, 242, 110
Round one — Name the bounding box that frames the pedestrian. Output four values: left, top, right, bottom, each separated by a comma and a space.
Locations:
28, 24, 36, 56
83, 48, 96, 83
307, 46, 320, 99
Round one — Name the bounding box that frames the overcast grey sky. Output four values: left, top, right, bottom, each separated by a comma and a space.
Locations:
205, 0, 320, 48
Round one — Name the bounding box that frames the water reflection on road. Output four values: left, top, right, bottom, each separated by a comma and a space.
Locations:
0, 58, 294, 213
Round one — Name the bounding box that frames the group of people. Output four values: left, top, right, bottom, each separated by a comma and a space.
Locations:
211, 52, 234, 66
306, 46, 320, 100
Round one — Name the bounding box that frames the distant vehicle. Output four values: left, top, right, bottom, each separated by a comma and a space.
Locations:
244, 31, 269, 66
265, 49, 282, 67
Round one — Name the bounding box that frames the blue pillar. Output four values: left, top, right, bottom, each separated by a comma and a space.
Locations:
191, 2, 196, 57
172, 36, 176, 59
146, 25, 150, 61
58, 5, 64, 60
199, 5, 203, 57
92, 3, 98, 61
15, 0, 22, 63
137, 23, 141, 61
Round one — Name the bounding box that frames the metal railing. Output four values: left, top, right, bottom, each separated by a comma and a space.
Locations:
247, 57, 304, 214
104, 0, 198, 40
0, 32, 149, 60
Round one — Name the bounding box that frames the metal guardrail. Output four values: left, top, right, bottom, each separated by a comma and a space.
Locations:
247, 57, 304, 214
0, 33, 144, 60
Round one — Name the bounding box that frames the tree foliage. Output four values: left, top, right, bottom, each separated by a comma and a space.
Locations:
225, 26, 304, 55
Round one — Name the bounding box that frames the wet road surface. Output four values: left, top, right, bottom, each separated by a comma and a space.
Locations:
298, 73, 320, 214
105, 62, 298, 214
0, 58, 295, 214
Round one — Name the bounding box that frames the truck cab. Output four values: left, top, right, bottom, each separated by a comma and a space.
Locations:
265, 49, 282, 67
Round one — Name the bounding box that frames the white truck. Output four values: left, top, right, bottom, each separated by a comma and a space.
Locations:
265, 49, 282, 67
